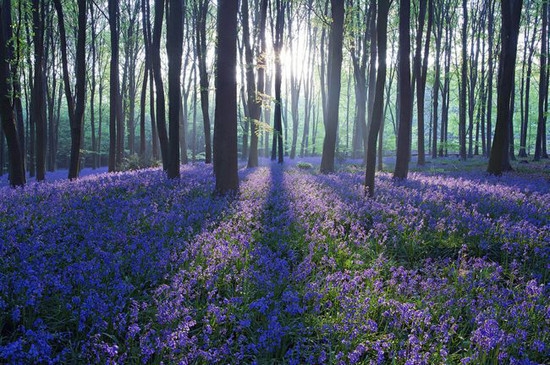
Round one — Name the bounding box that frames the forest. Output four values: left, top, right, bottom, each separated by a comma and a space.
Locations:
0, 0, 549, 364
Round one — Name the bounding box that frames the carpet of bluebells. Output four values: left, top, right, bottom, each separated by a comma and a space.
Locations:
0, 162, 549, 364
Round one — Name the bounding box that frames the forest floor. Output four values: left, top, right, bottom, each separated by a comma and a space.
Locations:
0, 158, 549, 364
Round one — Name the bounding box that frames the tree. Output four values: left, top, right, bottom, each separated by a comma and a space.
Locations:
320, 0, 345, 174
412, 0, 433, 166
458, 0, 468, 160
535, 0, 549, 161
243, 0, 267, 168
365, 0, 391, 197
53, 0, 87, 179
107, 0, 122, 172
213, 0, 239, 194
151, 0, 169, 170
195, 0, 212, 164
271, 0, 286, 164
31, 0, 46, 181
518, 1, 539, 158
394, 0, 413, 179
487, 0, 523, 175
166, 0, 185, 179
0, 0, 25, 187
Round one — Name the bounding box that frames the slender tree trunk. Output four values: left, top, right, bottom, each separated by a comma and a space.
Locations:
535, 0, 549, 161
458, 0, 468, 160
413, 0, 432, 166
394, 0, 413, 179
139, 0, 150, 158
365, 0, 390, 197
486, 0, 495, 157
214, 0, 239, 194
0, 0, 25, 186
245, 0, 267, 168
152, 0, 169, 169
488, 0, 522, 175
107, 0, 121, 171
90, 0, 97, 168
271, 0, 285, 164
431, 3, 443, 159
31, 0, 46, 181
68, 0, 87, 179
195, 0, 212, 164
166, 0, 184, 178
320, 0, 345, 173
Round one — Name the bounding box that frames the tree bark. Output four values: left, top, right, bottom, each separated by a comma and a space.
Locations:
320, 0, 345, 174
394, 0, 413, 179
0, 0, 25, 186
31, 0, 46, 181
152, 0, 169, 169
458, 0, 468, 160
166, 0, 184, 179
535, 0, 549, 161
271, 0, 285, 164
488, 0, 522, 175
195, 0, 212, 164
365, 0, 390, 197
214, 0, 239, 194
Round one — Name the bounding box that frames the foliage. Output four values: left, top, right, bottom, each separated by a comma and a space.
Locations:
0, 163, 548, 364
120, 154, 161, 171
296, 161, 314, 170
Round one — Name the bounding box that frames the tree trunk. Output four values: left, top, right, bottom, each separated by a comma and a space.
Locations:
320, 0, 345, 174
31, 0, 46, 181
214, 0, 239, 194
195, 0, 212, 164
486, 0, 495, 157
0, 0, 25, 186
152, 0, 169, 169
535, 0, 549, 161
244, 0, 267, 168
488, 0, 522, 175
458, 0, 468, 160
271, 0, 285, 164
68, 0, 86, 180
431, 2, 444, 159
166, 0, 184, 179
365, 0, 390, 197
413, 0, 432, 166
394, 0, 413, 179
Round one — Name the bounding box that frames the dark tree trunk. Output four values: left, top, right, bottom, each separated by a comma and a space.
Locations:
413, 0, 433, 166
458, 0, 468, 160
214, 0, 239, 194
320, 0, 345, 174
107, 0, 122, 172
45, 8, 57, 171
195, 0, 212, 164
53, 0, 86, 179
139, 0, 151, 158
89, 0, 97, 168
288, 4, 302, 160
365, 0, 390, 197
244, 0, 266, 168
68, 0, 87, 180
166, 0, 184, 179
431, 0, 444, 159
0, 0, 25, 186
271, 0, 285, 164
486, 0, 495, 157
152, 0, 169, 169
535, 0, 549, 161
394, 0, 413, 179
488, 0, 522, 175
31, 0, 46, 181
